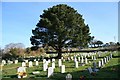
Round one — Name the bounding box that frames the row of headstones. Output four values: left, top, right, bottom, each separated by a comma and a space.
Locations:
1, 60, 19, 66
88, 53, 113, 74
21, 60, 39, 67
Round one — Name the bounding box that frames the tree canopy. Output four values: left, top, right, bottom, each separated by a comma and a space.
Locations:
30, 4, 92, 58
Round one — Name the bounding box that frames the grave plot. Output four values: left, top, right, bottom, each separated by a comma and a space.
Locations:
1, 51, 119, 79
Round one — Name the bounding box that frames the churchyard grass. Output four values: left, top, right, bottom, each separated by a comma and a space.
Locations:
1, 51, 119, 80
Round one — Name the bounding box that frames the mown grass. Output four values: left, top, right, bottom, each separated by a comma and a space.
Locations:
1, 51, 119, 80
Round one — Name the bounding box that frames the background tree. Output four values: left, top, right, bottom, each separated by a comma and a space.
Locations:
30, 4, 92, 58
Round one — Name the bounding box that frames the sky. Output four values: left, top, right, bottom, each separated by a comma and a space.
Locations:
1, 2, 118, 49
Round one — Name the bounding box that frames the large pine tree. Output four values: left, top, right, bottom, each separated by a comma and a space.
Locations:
30, 4, 92, 58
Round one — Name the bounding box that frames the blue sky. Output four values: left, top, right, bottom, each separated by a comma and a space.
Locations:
2, 2, 118, 48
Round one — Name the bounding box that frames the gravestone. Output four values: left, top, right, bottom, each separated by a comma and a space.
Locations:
22, 62, 26, 67
58, 59, 62, 67
98, 60, 101, 68
29, 61, 33, 67
106, 56, 108, 62
101, 59, 104, 66
47, 67, 54, 78
52, 59, 55, 62
81, 56, 84, 63
93, 56, 96, 60
25, 60, 28, 63
85, 58, 88, 64
35, 61, 39, 66
75, 61, 78, 68
66, 74, 72, 80
91, 56, 93, 60
2, 60, 6, 66
87, 67, 93, 74
110, 53, 112, 58
74, 57, 77, 62
17, 67, 27, 78
78, 57, 80, 62
14, 60, 18, 64
93, 62, 97, 72
43, 61, 48, 71
52, 62, 55, 69
104, 57, 106, 64
61, 65, 65, 73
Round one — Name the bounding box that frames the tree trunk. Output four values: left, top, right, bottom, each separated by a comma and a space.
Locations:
56, 48, 62, 59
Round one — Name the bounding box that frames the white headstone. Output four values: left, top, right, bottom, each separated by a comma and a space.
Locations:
78, 57, 80, 62
43, 61, 48, 71
15, 60, 18, 64
47, 67, 54, 77
29, 61, 33, 67
85, 58, 88, 64
58, 59, 62, 67
104, 57, 107, 63
35, 61, 39, 66
81, 56, 84, 63
101, 59, 104, 66
66, 74, 72, 80
52, 62, 55, 69
52, 59, 55, 62
98, 61, 101, 68
110, 53, 112, 58
22, 62, 26, 67
61, 65, 65, 73
75, 61, 78, 68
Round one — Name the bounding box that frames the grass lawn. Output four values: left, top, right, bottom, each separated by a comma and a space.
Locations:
1, 51, 120, 80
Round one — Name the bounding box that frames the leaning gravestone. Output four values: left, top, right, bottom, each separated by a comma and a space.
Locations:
61, 65, 65, 73
66, 74, 72, 80
47, 67, 54, 78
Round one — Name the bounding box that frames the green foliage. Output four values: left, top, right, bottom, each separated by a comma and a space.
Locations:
30, 4, 92, 58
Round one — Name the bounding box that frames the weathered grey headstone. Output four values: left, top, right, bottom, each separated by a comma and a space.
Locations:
47, 67, 54, 77
93, 62, 97, 72
61, 65, 65, 73
88, 67, 93, 74
66, 74, 72, 80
